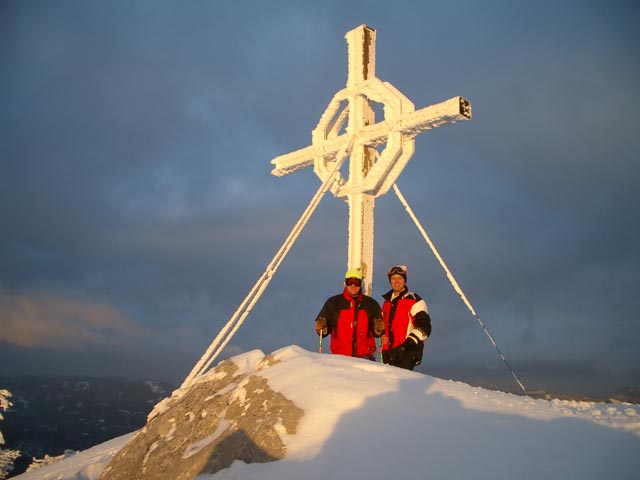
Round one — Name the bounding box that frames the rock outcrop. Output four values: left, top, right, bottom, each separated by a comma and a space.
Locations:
100, 352, 303, 480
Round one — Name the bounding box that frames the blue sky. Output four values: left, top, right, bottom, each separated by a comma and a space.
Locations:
1, 0, 638, 396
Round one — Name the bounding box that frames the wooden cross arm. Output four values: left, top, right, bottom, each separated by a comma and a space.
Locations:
271, 96, 471, 177
270, 137, 344, 177
391, 96, 471, 139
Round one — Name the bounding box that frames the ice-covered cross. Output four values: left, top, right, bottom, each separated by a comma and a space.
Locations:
271, 25, 471, 294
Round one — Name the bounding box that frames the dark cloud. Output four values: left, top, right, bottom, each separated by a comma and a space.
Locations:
1, 1, 638, 395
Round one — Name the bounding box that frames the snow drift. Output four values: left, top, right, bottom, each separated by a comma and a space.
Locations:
14, 345, 640, 480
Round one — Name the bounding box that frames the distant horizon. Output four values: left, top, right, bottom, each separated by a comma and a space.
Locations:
2, 347, 636, 401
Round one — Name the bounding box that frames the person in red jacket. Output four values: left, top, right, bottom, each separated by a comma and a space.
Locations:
380, 265, 432, 370
314, 269, 384, 360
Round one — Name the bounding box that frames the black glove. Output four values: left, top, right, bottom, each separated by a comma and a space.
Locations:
392, 335, 420, 362
391, 344, 406, 362
404, 333, 421, 348
373, 317, 385, 337
315, 317, 328, 336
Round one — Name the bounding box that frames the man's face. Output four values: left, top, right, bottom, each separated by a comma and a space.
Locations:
390, 274, 405, 293
346, 283, 361, 297
345, 277, 362, 297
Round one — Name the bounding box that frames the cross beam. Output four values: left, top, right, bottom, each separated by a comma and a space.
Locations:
270, 24, 471, 294
271, 95, 471, 180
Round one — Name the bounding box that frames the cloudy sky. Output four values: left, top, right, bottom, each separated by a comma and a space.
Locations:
1, 0, 638, 396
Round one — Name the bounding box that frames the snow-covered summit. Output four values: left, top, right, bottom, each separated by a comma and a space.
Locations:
14, 346, 640, 479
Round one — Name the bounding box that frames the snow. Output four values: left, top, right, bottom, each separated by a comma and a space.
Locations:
143, 381, 164, 394
13, 433, 134, 480
13, 346, 640, 480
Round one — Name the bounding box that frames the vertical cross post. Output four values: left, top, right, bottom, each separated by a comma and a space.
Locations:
345, 25, 376, 294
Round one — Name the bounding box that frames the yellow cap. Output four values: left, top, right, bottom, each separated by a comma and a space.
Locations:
344, 268, 363, 280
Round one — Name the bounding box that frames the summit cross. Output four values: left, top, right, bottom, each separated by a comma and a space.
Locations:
271, 24, 471, 294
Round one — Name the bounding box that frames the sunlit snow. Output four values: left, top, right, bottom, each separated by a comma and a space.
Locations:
14, 346, 640, 480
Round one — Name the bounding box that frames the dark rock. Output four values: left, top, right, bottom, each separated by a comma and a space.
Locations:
100, 354, 303, 480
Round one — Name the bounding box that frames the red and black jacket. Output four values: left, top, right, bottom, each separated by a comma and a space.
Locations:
381, 287, 431, 352
316, 288, 382, 358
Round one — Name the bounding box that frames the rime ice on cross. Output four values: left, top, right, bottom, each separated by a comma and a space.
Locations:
271, 24, 471, 294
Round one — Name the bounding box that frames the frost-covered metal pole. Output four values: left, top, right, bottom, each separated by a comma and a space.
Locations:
345, 25, 376, 295
393, 184, 527, 394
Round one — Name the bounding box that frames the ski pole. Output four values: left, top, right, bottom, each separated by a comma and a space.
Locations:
318, 332, 323, 353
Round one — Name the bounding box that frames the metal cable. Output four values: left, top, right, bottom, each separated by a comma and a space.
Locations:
393, 183, 527, 394
181, 140, 354, 387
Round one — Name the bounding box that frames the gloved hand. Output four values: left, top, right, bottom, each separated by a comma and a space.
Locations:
315, 317, 328, 336
391, 344, 405, 362
373, 317, 385, 337
393, 335, 420, 361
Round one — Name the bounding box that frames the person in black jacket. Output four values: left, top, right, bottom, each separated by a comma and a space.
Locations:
314, 268, 384, 360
